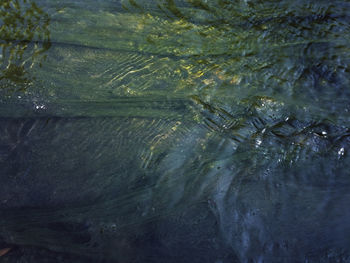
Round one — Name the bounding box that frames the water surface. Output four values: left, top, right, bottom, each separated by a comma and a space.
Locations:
1, 0, 350, 262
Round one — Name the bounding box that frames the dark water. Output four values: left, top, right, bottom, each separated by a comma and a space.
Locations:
1, 0, 350, 262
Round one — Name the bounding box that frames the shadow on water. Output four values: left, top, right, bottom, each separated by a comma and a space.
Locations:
0, 0, 51, 92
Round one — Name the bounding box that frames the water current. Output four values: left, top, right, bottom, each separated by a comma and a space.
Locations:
0, 0, 350, 262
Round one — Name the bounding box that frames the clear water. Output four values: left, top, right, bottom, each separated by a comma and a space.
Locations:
1, 0, 350, 262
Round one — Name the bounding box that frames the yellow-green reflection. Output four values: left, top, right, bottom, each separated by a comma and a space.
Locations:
0, 0, 50, 90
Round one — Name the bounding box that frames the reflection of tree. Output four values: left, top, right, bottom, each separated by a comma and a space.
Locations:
0, 0, 50, 90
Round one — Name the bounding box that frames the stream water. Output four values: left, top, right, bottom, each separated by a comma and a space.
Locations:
1, 0, 350, 262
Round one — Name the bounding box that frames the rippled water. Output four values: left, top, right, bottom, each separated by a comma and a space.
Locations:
1, 0, 350, 262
